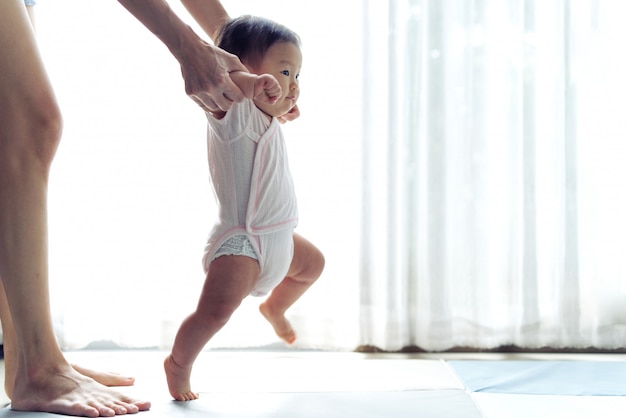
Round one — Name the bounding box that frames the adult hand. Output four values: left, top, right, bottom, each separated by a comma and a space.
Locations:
179, 40, 248, 112
117, 0, 247, 112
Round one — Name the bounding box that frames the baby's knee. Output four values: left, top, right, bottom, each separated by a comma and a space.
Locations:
313, 250, 325, 279
198, 300, 240, 328
304, 248, 325, 282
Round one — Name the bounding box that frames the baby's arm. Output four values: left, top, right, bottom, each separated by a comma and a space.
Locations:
208, 72, 281, 119
229, 71, 282, 105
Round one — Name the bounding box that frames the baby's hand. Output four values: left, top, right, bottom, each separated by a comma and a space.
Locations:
278, 104, 300, 124
228, 71, 282, 106
253, 74, 282, 105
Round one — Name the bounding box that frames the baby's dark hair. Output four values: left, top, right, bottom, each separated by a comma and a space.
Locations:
216, 15, 300, 69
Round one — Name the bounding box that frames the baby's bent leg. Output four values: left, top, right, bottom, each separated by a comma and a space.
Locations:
260, 233, 324, 344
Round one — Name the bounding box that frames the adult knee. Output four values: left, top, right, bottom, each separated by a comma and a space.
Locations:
1, 91, 63, 172
27, 94, 63, 168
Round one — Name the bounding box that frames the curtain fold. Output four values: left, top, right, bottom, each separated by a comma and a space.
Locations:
359, 0, 626, 351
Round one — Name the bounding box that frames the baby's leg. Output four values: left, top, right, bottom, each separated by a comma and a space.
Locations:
260, 233, 324, 344
165, 255, 259, 401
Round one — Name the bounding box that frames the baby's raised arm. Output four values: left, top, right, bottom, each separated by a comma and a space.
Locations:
207, 71, 281, 119
229, 71, 282, 105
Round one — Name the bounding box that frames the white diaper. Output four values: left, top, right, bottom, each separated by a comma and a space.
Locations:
204, 229, 294, 297
213, 234, 258, 260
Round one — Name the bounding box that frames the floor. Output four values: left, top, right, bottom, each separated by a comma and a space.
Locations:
1, 350, 626, 417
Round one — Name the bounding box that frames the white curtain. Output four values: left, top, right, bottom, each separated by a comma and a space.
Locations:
360, 0, 626, 351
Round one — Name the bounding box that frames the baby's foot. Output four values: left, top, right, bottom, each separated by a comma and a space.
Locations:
164, 355, 198, 401
259, 303, 296, 345
11, 362, 150, 417
72, 364, 135, 387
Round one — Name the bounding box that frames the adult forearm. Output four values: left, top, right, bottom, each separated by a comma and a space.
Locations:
180, 0, 229, 42
118, 0, 248, 112
117, 0, 201, 61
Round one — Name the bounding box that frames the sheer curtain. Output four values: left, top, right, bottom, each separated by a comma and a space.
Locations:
360, 0, 626, 351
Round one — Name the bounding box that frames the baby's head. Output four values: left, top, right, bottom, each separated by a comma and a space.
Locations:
217, 15, 302, 117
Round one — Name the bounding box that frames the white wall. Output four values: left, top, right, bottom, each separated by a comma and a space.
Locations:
35, 0, 363, 350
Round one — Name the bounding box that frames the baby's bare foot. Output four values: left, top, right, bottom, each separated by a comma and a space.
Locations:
73, 364, 135, 387
10, 363, 150, 417
164, 355, 198, 402
259, 303, 296, 345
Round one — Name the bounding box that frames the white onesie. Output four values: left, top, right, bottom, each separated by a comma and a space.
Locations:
202, 100, 298, 297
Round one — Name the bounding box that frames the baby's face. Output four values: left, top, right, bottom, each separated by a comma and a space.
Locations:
251, 41, 302, 118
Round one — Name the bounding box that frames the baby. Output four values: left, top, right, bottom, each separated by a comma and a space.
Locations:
164, 14, 324, 401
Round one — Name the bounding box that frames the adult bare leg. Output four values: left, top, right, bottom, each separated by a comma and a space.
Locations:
0, 282, 17, 399
1, 281, 135, 400
0, 1, 149, 415
259, 233, 324, 344
12, 0, 135, 398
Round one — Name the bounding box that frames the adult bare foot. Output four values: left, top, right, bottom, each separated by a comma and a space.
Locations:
164, 354, 198, 401
259, 302, 296, 345
72, 364, 135, 387
4, 357, 133, 399
10, 362, 150, 417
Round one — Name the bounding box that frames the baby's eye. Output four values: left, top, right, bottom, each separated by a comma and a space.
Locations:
280, 70, 290, 76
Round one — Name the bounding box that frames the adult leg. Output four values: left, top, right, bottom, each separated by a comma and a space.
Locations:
20, 0, 137, 393
0, 282, 17, 399
0, 280, 135, 399
25, 4, 35, 27
164, 255, 259, 401
260, 233, 324, 344
0, 1, 149, 415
